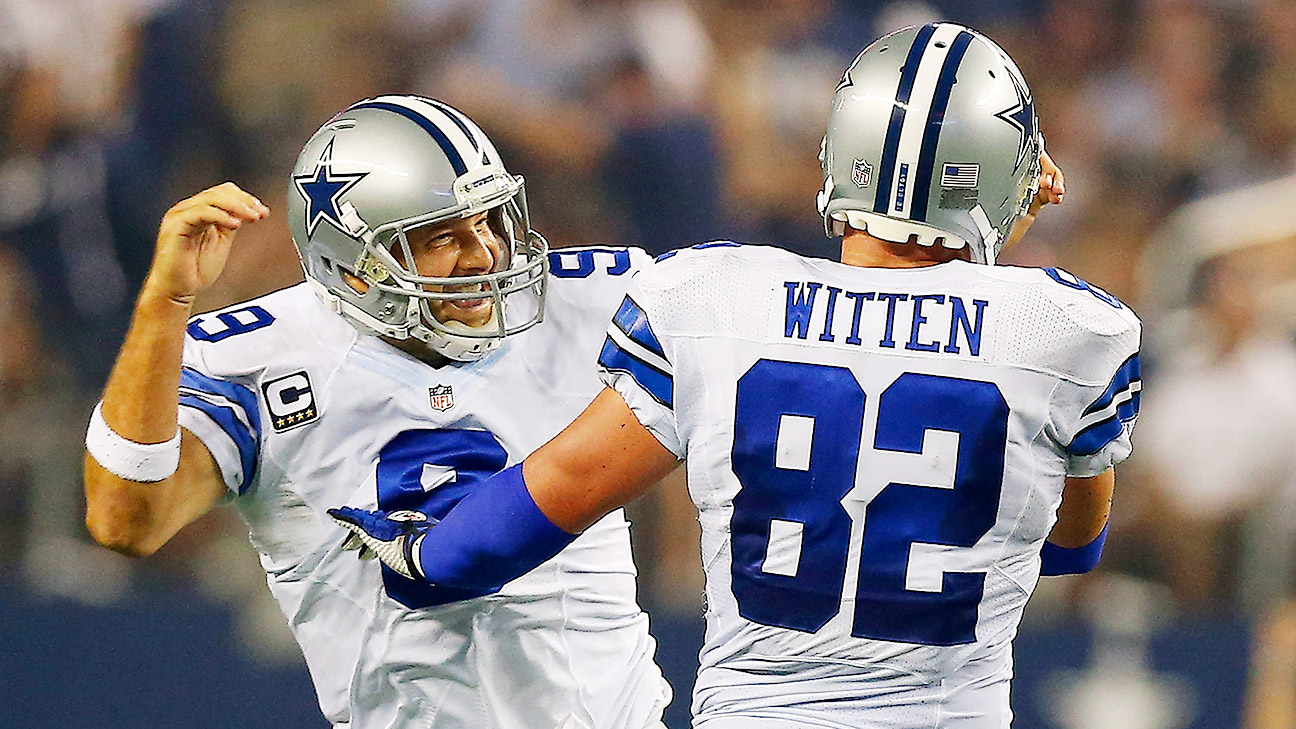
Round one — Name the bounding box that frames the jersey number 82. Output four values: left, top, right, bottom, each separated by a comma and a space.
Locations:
731, 359, 1009, 646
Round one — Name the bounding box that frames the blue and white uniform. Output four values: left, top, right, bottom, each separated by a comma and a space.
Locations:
599, 244, 1140, 728
178, 247, 670, 729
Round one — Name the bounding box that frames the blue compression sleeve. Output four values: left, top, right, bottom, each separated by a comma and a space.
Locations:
411, 464, 577, 591
1039, 524, 1108, 576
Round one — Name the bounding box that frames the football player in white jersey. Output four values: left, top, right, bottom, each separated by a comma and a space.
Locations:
83, 95, 671, 729
333, 24, 1137, 729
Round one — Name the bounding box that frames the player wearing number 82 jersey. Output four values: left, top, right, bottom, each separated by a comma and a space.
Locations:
329, 24, 1137, 728
598, 243, 1138, 725
334, 236, 1140, 728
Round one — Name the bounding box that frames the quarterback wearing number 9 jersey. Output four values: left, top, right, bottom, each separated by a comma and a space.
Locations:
84, 96, 669, 729
332, 24, 1138, 729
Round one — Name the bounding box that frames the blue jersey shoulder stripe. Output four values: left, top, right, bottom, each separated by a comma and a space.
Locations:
1071, 354, 1142, 458
654, 240, 741, 262
611, 295, 667, 360
1083, 354, 1141, 417
179, 368, 261, 491
599, 336, 674, 408
180, 368, 262, 434
1070, 416, 1125, 458
179, 394, 259, 493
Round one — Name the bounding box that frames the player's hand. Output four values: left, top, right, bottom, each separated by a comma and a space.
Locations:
328, 506, 434, 581
1006, 150, 1065, 251
1030, 149, 1065, 215
144, 182, 270, 305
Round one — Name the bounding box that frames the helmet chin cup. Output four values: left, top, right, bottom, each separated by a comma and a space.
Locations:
413, 318, 503, 362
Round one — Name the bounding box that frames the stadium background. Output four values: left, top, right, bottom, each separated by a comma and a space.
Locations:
2, 0, 1295, 727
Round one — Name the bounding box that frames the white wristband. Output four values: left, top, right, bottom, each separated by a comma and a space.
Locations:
85, 401, 182, 482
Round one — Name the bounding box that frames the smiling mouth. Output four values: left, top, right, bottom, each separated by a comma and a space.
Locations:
449, 297, 490, 311
441, 285, 494, 313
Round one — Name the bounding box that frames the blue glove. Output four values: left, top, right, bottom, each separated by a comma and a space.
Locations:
328, 507, 433, 580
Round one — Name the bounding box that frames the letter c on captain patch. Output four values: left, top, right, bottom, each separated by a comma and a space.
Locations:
264, 371, 320, 432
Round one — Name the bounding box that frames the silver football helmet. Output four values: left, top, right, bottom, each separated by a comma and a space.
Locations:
287, 95, 548, 361
817, 23, 1043, 264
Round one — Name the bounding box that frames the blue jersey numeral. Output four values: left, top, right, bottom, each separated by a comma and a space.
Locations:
732, 360, 863, 632
854, 373, 1007, 644
549, 248, 632, 278
187, 305, 275, 342
375, 428, 509, 608
1043, 268, 1122, 309
730, 360, 1009, 645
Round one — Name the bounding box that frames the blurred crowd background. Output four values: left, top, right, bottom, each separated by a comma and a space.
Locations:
2, 0, 1295, 727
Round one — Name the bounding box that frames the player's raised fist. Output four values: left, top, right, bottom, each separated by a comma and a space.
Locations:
1033, 150, 1065, 212
146, 182, 271, 305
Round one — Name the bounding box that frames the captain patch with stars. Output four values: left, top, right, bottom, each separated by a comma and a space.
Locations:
263, 371, 319, 432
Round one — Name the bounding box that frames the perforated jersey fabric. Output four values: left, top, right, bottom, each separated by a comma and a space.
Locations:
599, 243, 1140, 728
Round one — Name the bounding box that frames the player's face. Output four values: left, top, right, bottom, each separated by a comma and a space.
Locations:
400, 212, 506, 328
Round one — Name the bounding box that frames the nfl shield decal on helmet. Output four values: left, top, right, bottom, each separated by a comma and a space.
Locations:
429, 384, 455, 412
852, 159, 873, 188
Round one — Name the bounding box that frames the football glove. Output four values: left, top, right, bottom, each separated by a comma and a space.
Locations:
328, 507, 433, 580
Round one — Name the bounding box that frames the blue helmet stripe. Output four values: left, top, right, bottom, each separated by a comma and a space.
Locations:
873, 23, 936, 214
416, 96, 481, 152
911, 30, 974, 223
350, 101, 468, 176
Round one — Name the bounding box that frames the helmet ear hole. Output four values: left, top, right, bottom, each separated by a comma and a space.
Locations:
340, 268, 367, 294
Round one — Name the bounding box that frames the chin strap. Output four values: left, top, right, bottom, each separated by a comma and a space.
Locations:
967, 205, 1001, 265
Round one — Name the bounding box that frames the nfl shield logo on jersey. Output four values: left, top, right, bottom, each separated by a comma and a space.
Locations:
429, 384, 455, 412
851, 158, 873, 188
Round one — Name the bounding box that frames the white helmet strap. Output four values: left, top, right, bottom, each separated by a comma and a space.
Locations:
967, 205, 1001, 265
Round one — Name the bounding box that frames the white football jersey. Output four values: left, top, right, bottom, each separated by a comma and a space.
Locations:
599, 244, 1141, 728
178, 247, 669, 729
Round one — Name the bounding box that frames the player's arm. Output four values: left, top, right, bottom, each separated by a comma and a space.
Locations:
1040, 467, 1114, 575
331, 387, 679, 589
84, 183, 269, 557
524, 387, 680, 530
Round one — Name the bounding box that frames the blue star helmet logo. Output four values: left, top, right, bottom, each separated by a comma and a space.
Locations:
835, 67, 854, 94
292, 139, 368, 238
994, 68, 1037, 173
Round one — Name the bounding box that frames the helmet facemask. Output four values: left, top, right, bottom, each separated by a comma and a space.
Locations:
349, 171, 549, 362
